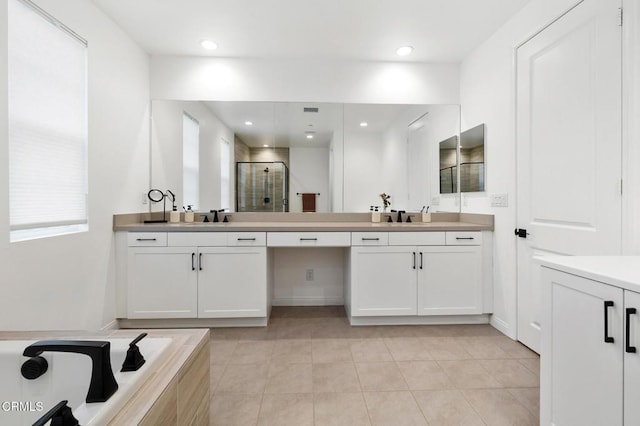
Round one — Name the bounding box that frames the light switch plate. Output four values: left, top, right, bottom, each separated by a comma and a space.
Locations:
490, 193, 508, 207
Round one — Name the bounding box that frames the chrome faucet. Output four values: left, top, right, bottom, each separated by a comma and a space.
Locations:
23, 340, 118, 403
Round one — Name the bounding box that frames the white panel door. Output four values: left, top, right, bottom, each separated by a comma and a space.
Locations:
350, 246, 417, 316
625, 290, 640, 424
417, 246, 483, 315
516, 0, 622, 352
198, 247, 267, 318
127, 247, 198, 318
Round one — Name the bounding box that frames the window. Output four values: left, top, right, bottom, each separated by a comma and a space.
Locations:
220, 138, 230, 210
183, 113, 200, 210
8, 0, 88, 242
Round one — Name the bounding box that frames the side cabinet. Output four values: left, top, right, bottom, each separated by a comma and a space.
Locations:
198, 246, 267, 318
418, 245, 482, 315
127, 247, 198, 319
350, 246, 418, 316
541, 267, 625, 425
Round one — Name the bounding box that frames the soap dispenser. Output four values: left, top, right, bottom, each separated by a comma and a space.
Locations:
169, 206, 180, 223
184, 205, 195, 223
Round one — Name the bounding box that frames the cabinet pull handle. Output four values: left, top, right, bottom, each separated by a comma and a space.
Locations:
604, 300, 615, 343
419, 252, 423, 270
412, 252, 416, 270
362, 238, 380, 241
300, 238, 318, 241
455, 237, 474, 240
199, 253, 203, 271
627, 308, 637, 353
136, 238, 157, 241
237, 238, 256, 241
191, 253, 195, 271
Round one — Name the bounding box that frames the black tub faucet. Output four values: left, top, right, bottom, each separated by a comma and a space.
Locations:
23, 340, 118, 403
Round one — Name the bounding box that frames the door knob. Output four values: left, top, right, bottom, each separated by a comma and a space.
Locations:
514, 228, 529, 238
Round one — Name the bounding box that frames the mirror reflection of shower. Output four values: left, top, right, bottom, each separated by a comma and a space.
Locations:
236, 161, 289, 212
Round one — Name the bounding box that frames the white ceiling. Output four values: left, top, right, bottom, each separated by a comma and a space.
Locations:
91, 0, 531, 62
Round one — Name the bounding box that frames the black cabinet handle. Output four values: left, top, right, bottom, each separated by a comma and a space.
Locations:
419, 252, 423, 270
455, 237, 474, 240
237, 238, 256, 241
627, 308, 637, 353
199, 253, 203, 271
604, 300, 615, 343
362, 238, 380, 241
300, 238, 318, 241
191, 253, 195, 271
136, 238, 157, 241
412, 252, 416, 270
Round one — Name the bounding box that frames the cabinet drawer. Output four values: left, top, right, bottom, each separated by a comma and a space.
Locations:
446, 232, 482, 245
267, 232, 351, 247
168, 232, 227, 247
226, 232, 266, 246
128, 232, 167, 247
388, 232, 445, 246
351, 232, 389, 246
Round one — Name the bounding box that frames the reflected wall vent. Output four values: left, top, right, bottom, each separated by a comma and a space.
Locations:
303, 107, 319, 113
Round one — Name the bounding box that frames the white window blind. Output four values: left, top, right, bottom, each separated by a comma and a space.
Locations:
8, 0, 88, 242
220, 138, 230, 210
183, 113, 200, 210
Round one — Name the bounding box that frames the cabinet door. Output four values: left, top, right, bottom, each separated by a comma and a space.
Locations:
417, 246, 482, 315
350, 246, 417, 316
625, 290, 640, 424
540, 267, 623, 426
128, 247, 198, 319
197, 247, 267, 318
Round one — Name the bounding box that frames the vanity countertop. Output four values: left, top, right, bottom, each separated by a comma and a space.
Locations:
536, 255, 640, 292
114, 220, 492, 233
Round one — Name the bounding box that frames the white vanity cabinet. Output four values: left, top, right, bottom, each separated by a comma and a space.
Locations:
126, 232, 266, 319
350, 231, 484, 318
540, 258, 640, 426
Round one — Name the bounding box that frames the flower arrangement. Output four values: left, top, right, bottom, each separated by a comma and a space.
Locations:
380, 193, 391, 211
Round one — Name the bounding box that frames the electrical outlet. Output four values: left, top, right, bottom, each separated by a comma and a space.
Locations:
305, 269, 314, 281
142, 192, 148, 205
490, 193, 508, 207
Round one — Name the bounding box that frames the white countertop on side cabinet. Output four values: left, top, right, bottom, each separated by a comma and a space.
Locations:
536, 256, 640, 292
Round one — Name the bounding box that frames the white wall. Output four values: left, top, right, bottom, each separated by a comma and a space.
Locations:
0, 0, 150, 330
151, 57, 460, 105
458, 0, 632, 338
151, 100, 234, 212
289, 147, 330, 213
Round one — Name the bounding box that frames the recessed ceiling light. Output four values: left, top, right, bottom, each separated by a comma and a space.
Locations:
200, 39, 218, 50
263, 144, 269, 147
245, 121, 253, 126
360, 122, 368, 127
306, 134, 313, 139
396, 46, 413, 56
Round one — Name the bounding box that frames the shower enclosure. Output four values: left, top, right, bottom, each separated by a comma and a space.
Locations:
236, 161, 289, 212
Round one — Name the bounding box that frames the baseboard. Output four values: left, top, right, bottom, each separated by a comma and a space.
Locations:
100, 319, 119, 331
271, 297, 344, 306
118, 317, 268, 328
348, 314, 490, 326
489, 315, 514, 339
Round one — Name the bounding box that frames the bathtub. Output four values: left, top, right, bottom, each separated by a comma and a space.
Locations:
0, 336, 172, 425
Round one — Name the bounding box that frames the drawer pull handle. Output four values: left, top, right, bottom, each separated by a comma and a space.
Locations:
300, 238, 318, 241
627, 308, 637, 353
455, 237, 474, 240
136, 238, 157, 241
412, 252, 416, 270
199, 253, 203, 271
419, 252, 423, 269
604, 300, 615, 343
237, 238, 257, 241
191, 253, 195, 271
362, 238, 380, 241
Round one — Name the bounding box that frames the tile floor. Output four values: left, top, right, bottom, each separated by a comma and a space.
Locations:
209, 307, 539, 426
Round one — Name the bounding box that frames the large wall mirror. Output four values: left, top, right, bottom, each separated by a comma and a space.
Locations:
150, 100, 461, 214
